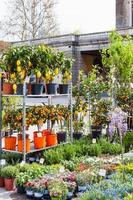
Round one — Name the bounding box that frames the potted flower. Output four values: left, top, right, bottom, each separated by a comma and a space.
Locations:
66, 181, 76, 199
76, 170, 94, 192
24, 181, 35, 198
48, 179, 68, 200
1, 165, 18, 191
59, 58, 73, 94
33, 179, 47, 200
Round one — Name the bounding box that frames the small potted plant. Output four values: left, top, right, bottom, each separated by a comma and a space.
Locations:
1, 165, 18, 191
48, 179, 68, 200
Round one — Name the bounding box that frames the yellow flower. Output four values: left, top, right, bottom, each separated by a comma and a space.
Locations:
16, 60, 21, 66
0, 73, 2, 78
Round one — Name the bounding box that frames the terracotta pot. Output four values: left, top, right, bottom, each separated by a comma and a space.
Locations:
27, 83, 31, 95
3, 83, 13, 95
46, 134, 57, 147
4, 136, 16, 150
18, 138, 30, 153
34, 136, 46, 149
0, 177, 4, 187
4, 178, 14, 191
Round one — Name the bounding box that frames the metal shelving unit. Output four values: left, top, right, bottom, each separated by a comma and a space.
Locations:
0, 81, 73, 162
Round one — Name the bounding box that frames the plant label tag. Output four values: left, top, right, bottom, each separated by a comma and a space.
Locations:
0, 159, 6, 166
99, 169, 106, 177
20, 161, 25, 166
92, 139, 96, 144
40, 158, 44, 164
37, 132, 42, 137
59, 167, 65, 173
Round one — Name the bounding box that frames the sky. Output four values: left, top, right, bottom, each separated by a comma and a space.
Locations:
0, 0, 115, 40
56, 0, 115, 34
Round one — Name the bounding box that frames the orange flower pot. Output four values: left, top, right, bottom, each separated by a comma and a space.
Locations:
18, 134, 29, 140
34, 136, 46, 149
3, 83, 13, 95
4, 136, 16, 150
4, 178, 15, 191
42, 129, 51, 136
46, 134, 57, 147
18, 138, 30, 153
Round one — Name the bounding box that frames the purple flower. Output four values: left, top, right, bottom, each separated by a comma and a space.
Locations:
108, 107, 128, 139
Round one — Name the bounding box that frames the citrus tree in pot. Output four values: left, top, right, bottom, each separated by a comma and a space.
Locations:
36, 45, 60, 94
2, 45, 33, 95
1, 165, 18, 191
59, 58, 73, 94
82, 66, 110, 138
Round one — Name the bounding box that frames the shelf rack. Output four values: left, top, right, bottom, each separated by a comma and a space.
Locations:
0, 81, 73, 162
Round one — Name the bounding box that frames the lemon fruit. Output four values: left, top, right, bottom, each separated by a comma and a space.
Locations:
64, 71, 69, 77
13, 84, 17, 94
75, 111, 79, 115
54, 68, 59, 75
10, 73, 16, 79
16, 60, 21, 66
28, 61, 32, 67
36, 71, 41, 78
17, 66, 21, 72
79, 107, 82, 112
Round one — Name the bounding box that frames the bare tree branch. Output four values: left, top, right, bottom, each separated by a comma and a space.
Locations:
0, 0, 58, 40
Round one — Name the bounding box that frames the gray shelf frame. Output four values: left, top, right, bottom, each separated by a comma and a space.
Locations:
0, 82, 73, 162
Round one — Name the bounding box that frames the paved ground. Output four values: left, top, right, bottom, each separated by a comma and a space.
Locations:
0, 188, 27, 200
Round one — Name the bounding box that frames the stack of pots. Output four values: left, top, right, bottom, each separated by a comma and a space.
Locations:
33, 129, 57, 148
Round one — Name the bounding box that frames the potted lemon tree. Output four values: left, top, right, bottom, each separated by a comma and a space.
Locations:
2, 45, 33, 95
59, 58, 73, 94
